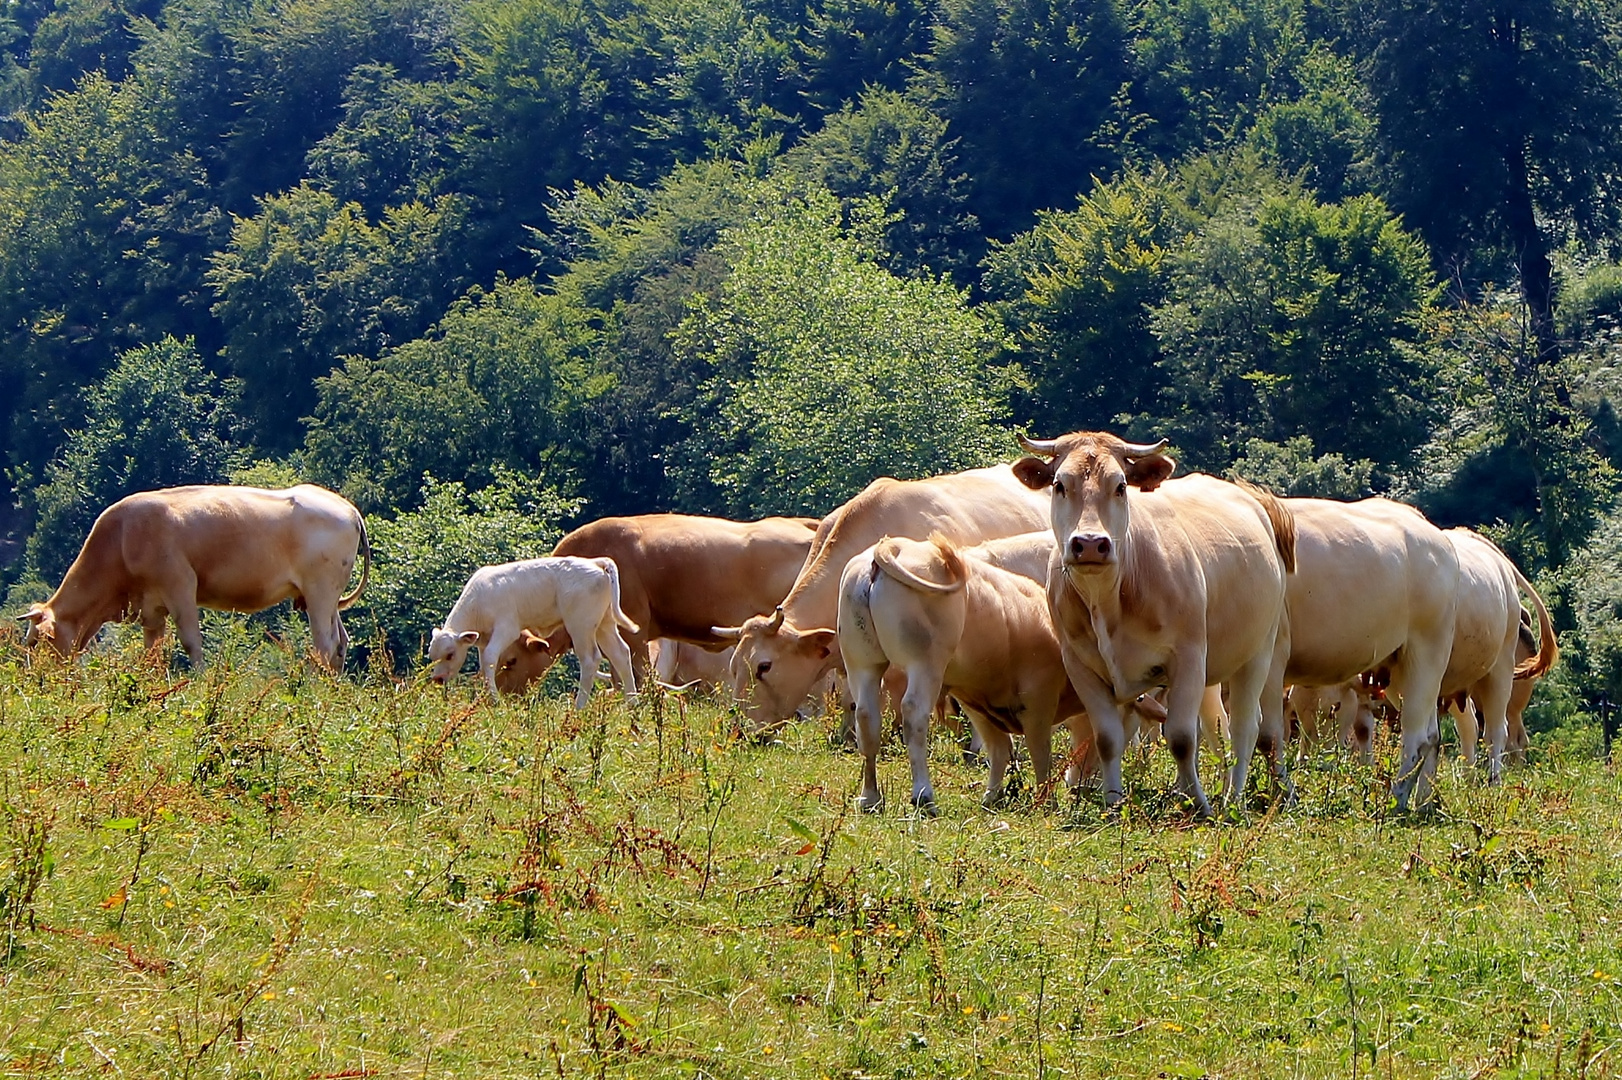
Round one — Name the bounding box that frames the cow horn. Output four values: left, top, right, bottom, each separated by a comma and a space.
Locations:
768, 606, 785, 632
657, 678, 703, 693
711, 625, 743, 641
1017, 433, 1059, 457
1120, 438, 1169, 458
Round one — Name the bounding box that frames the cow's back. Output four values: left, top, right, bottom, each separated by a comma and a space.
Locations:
553, 513, 818, 643
114, 485, 360, 613
1282, 497, 1458, 687
785, 465, 1049, 627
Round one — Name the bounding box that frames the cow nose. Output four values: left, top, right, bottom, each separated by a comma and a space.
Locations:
432, 673, 447, 685
1068, 533, 1112, 563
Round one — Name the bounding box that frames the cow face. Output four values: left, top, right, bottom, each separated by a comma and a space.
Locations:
427, 627, 482, 684
493, 629, 564, 695
1013, 432, 1174, 581
717, 610, 838, 733
18, 604, 65, 654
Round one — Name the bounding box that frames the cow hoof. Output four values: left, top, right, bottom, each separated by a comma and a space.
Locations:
858, 793, 885, 814
910, 795, 940, 818
980, 789, 1006, 810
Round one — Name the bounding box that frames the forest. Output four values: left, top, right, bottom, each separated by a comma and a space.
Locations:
4, 0, 1622, 726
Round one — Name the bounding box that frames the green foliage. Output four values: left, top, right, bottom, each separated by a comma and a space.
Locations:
25, 337, 243, 584
357, 471, 579, 659
912, 0, 1132, 239
1249, 45, 1377, 202
984, 170, 1178, 438
675, 182, 1011, 516
303, 276, 599, 515
1127, 0, 1310, 157
207, 184, 471, 450
1227, 435, 1375, 497
776, 88, 977, 279
0, 72, 224, 490
1152, 183, 1440, 472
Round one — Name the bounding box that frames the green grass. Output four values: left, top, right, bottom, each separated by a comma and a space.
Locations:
2, 633, 1621, 1078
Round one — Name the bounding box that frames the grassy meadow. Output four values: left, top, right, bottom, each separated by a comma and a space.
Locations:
2, 628, 1621, 1079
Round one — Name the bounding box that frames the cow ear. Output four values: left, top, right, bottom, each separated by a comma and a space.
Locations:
457, 630, 481, 645
803, 628, 838, 660
1125, 452, 1176, 491
1012, 457, 1054, 491
17, 604, 45, 623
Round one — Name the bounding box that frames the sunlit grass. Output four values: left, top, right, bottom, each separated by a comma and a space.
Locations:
2, 632, 1620, 1078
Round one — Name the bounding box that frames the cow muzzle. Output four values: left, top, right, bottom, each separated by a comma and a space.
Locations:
1066, 533, 1113, 565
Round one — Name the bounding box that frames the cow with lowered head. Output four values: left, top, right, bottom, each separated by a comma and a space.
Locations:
19, 484, 369, 670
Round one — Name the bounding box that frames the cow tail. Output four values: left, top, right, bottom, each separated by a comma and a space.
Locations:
338, 514, 371, 610
600, 558, 640, 633
871, 535, 966, 594
1238, 480, 1297, 574
1510, 563, 1558, 681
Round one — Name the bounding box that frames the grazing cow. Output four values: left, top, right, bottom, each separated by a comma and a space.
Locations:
1272, 498, 1462, 809
651, 638, 734, 690
1434, 529, 1556, 779
715, 465, 1049, 733
19, 484, 369, 669
838, 535, 1089, 812
1014, 432, 1295, 817
487, 514, 820, 694
1286, 681, 1375, 759
427, 556, 639, 709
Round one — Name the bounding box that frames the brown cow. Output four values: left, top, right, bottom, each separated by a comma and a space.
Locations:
715, 465, 1050, 733
490, 514, 820, 695
1014, 432, 1295, 817
19, 484, 369, 669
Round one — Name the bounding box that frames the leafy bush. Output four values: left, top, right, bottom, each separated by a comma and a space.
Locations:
674, 181, 1012, 517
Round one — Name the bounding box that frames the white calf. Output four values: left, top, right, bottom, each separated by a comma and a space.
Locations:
427, 556, 640, 708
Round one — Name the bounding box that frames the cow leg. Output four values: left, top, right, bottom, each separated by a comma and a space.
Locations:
899, 667, 945, 814
1222, 646, 1282, 812
1063, 657, 1127, 808
847, 665, 887, 812
139, 602, 168, 657
171, 602, 205, 670
304, 601, 344, 671
1199, 684, 1229, 759
1453, 698, 1479, 765
1022, 709, 1056, 803
1063, 712, 1101, 787
1391, 652, 1447, 812
482, 626, 520, 700
963, 710, 1014, 807
1473, 673, 1513, 785
596, 623, 639, 702
1157, 666, 1212, 817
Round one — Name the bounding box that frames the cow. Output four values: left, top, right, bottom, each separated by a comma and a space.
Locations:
19, 484, 369, 669
427, 556, 639, 709
1273, 497, 1461, 811
1013, 431, 1296, 817
486, 514, 820, 694
713, 465, 1050, 734
1433, 528, 1557, 780
1286, 681, 1375, 759
838, 534, 1090, 812
650, 638, 734, 690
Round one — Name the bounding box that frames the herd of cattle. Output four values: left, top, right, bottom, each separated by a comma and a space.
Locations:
15, 429, 1556, 817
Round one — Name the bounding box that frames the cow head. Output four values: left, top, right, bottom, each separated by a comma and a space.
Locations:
17, 603, 65, 654
493, 629, 566, 695
426, 627, 482, 684
715, 606, 838, 733
1012, 431, 1175, 584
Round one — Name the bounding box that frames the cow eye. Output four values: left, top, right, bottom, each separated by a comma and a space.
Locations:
1053, 480, 1065, 496
756, 661, 772, 680
1115, 481, 1127, 497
